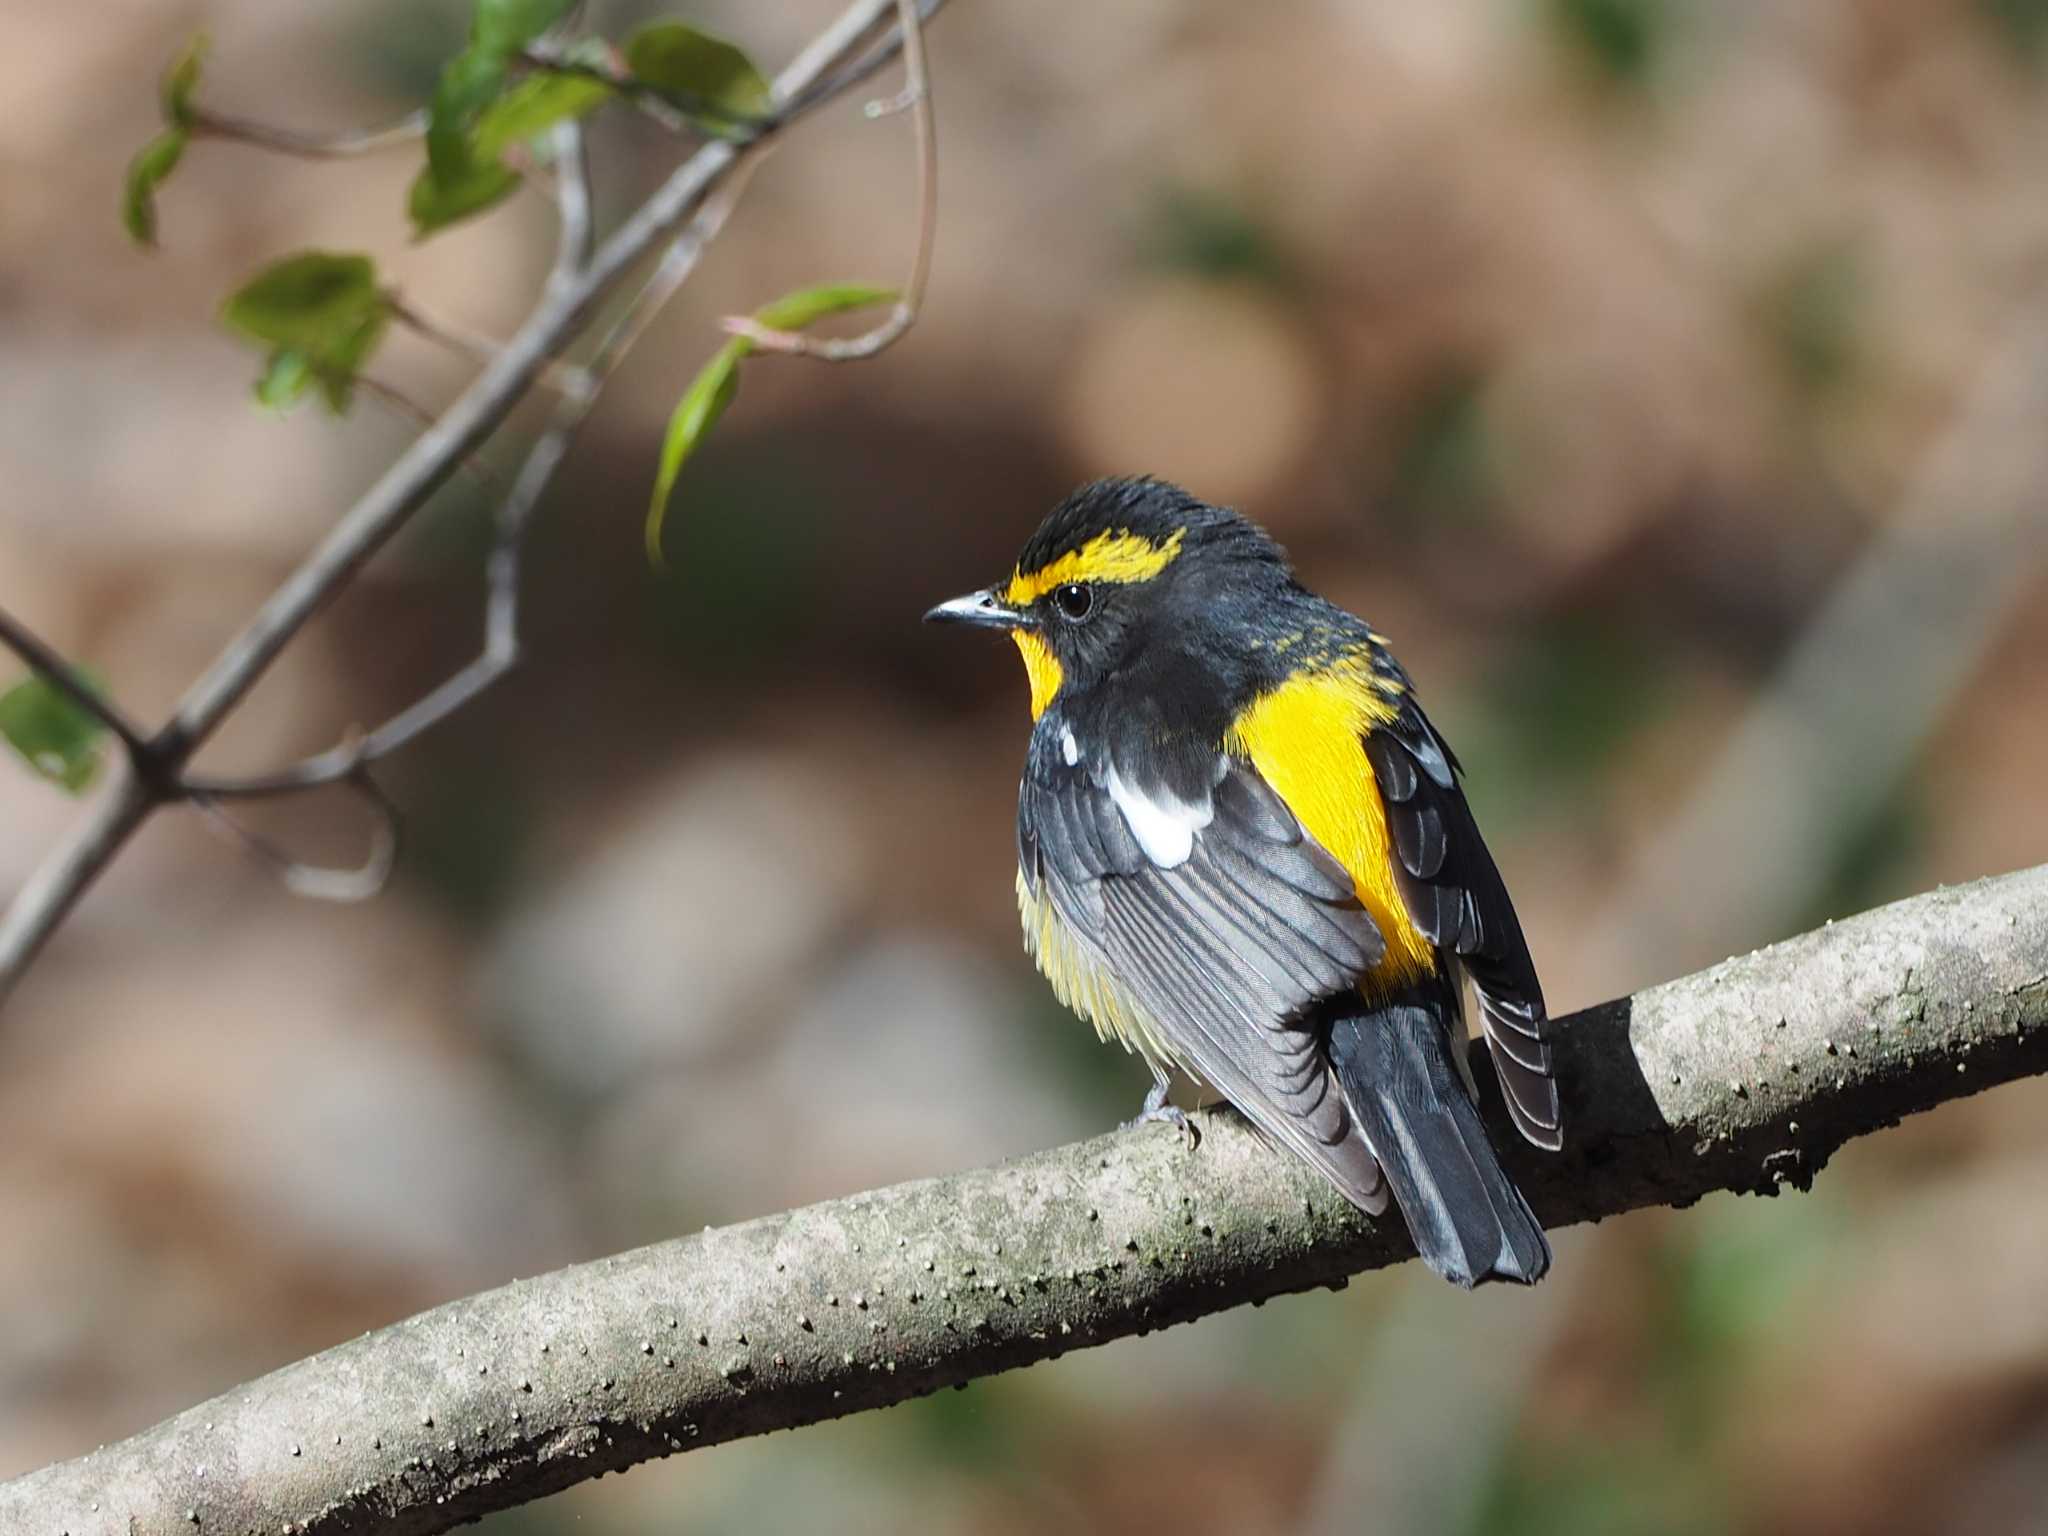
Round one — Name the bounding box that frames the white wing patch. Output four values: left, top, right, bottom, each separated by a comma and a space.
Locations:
1061, 727, 1080, 767
1105, 761, 1213, 869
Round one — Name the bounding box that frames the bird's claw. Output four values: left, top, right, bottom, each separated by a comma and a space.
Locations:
1124, 1089, 1201, 1150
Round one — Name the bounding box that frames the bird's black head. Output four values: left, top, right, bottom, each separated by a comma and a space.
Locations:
925, 477, 1296, 721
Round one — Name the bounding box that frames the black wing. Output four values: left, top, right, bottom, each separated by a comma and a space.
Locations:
1019, 736, 1393, 1211
1364, 704, 1563, 1150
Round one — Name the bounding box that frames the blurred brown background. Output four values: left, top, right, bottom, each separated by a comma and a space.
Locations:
5, 1, 2048, 1532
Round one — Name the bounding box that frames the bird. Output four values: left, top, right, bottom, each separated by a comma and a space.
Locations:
925, 477, 1561, 1287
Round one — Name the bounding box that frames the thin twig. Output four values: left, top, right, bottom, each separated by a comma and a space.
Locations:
0, 0, 938, 1008
548, 119, 595, 296
189, 107, 426, 159
384, 294, 594, 399
593, 151, 765, 373
190, 770, 399, 902
353, 377, 501, 492
186, 165, 763, 804
382, 294, 504, 369
782, 0, 943, 118
0, 607, 154, 764
723, 0, 935, 362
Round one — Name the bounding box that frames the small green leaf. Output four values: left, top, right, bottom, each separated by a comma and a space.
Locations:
408, 156, 522, 235
222, 252, 383, 353
254, 349, 315, 413
0, 674, 110, 795
472, 0, 579, 55
646, 339, 745, 568
162, 33, 207, 130
123, 129, 187, 247
624, 22, 771, 130
752, 282, 897, 333
428, 46, 509, 179
222, 252, 389, 409
124, 34, 208, 249
474, 71, 611, 160
415, 3, 603, 240
641, 284, 895, 569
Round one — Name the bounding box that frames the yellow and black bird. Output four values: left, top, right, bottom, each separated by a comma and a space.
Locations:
927, 478, 1560, 1287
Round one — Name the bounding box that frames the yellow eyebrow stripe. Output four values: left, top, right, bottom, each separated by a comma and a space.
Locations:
1005, 527, 1186, 606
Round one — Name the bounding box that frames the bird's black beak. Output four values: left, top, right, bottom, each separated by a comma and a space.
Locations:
924, 587, 1033, 631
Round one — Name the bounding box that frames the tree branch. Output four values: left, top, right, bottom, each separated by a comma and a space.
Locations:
0, 607, 155, 765
189, 108, 428, 160
724, 0, 935, 361
0, 0, 945, 1007
188, 769, 399, 902
7, 864, 2045, 1536
181, 153, 759, 809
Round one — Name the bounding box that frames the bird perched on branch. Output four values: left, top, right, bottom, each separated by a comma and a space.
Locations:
927, 478, 1560, 1286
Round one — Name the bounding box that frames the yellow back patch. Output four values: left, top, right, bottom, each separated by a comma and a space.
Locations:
1005, 527, 1186, 607
1223, 664, 1438, 989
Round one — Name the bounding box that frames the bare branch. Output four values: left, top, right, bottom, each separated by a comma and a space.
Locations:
591, 151, 763, 373
190, 770, 399, 902
782, 0, 944, 118
548, 119, 595, 293
0, 607, 154, 764
0, 0, 946, 1008
381, 294, 505, 370
352, 377, 502, 492
189, 107, 427, 160
383, 293, 595, 402
185, 159, 761, 806
4, 865, 2044, 1536
725, 0, 935, 361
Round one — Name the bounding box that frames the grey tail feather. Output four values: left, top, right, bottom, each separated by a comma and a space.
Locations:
1328, 997, 1551, 1288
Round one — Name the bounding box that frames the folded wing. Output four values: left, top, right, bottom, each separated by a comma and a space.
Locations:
1362, 704, 1563, 1150
1019, 737, 1393, 1210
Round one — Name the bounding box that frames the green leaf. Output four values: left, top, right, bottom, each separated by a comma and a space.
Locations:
221, 252, 389, 409
254, 349, 315, 413
415, 47, 518, 236
162, 33, 207, 130
414, 2, 601, 240
427, 46, 509, 178
123, 129, 187, 247
472, 0, 578, 55
0, 674, 110, 795
646, 339, 745, 568
624, 22, 771, 130
408, 156, 522, 235
641, 284, 894, 568
752, 282, 897, 332
415, 37, 602, 236
222, 252, 383, 354
474, 71, 610, 160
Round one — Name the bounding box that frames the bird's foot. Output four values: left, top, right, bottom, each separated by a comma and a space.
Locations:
1123, 1081, 1200, 1149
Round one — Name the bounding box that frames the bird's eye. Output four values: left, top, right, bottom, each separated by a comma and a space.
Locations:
1052, 583, 1095, 622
